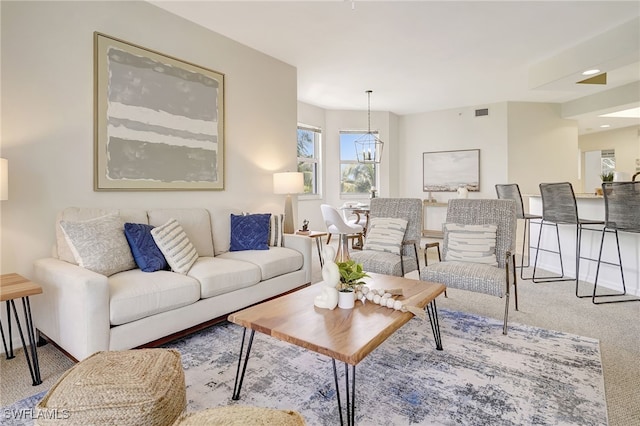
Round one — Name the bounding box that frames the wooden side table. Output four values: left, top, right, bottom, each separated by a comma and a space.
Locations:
1, 273, 43, 385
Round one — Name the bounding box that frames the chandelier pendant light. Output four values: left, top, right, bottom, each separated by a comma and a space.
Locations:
355, 90, 384, 164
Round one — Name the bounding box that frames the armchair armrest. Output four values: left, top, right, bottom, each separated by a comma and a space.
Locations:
33, 257, 111, 361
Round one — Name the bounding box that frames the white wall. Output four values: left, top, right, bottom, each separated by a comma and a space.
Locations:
0, 1, 298, 277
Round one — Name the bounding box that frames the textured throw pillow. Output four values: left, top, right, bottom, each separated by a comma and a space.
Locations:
60, 214, 136, 277
151, 218, 199, 274
269, 213, 285, 247
124, 223, 168, 273
444, 223, 498, 266
363, 217, 408, 255
230, 213, 271, 251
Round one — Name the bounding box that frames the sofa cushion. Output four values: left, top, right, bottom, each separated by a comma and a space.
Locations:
151, 219, 199, 274
230, 213, 271, 251
124, 223, 168, 272
56, 208, 148, 264
210, 208, 243, 256
60, 214, 137, 277
187, 257, 262, 299
217, 247, 303, 281
148, 209, 214, 257
109, 270, 201, 326
269, 214, 285, 247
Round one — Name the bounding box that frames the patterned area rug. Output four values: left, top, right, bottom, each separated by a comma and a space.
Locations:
3, 309, 607, 425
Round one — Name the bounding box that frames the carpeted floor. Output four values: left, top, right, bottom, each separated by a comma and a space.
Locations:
1, 240, 639, 425
3, 309, 607, 426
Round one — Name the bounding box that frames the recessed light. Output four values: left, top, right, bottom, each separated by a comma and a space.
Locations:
600, 124, 610, 128
582, 69, 600, 76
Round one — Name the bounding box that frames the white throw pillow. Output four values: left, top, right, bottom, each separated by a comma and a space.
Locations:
444, 223, 498, 266
269, 213, 284, 247
60, 214, 136, 276
363, 217, 408, 255
151, 218, 199, 274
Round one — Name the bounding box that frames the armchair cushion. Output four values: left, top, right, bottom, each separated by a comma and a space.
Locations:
60, 214, 136, 277
443, 223, 498, 266
363, 217, 408, 255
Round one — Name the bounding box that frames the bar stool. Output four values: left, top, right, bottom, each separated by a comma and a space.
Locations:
495, 184, 541, 279
320, 204, 363, 263
584, 181, 640, 304
532, 182, 604, 284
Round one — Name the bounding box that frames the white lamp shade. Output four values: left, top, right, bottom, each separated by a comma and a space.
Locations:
0, 158, 7, 201
273, 172, 304, 194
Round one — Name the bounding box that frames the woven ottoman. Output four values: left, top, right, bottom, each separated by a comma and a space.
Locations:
173, 406, 305, 425
35, 349, 186, 425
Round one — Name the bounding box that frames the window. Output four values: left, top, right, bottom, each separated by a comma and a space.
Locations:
297, 125, 321, 195
340, 131, 378, 195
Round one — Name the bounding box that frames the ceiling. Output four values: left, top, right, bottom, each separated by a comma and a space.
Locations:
151, 1, 640, 135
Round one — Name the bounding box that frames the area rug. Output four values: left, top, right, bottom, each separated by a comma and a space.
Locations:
2, 309, 607, 425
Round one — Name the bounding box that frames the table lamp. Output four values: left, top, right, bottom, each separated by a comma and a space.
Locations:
0, 158, 8, 201
273, 172, 304, 234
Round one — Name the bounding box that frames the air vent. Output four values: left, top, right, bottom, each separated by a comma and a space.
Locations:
475, 108, 489, 117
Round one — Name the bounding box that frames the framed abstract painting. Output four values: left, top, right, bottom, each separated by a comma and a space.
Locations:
423, 149, 480, 192
94, 32, 225, 190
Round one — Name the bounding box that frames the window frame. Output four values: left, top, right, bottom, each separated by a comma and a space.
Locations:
339, 130, 379, 197
297, 123, 322, 199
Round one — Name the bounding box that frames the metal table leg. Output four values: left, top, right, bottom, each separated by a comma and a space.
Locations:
316, 237, 324, 268
6, 297, 42, 385
426, 299, 443, 351
232, 328, 255, 400
332, 359, 356, 426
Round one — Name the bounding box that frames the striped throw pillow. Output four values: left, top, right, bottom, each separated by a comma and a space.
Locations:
444, 223, 498, 266
363, 217, 408, 255
151, 218, 198, 274
269, 213, 284, 247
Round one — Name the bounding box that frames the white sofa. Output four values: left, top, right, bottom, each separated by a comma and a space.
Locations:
33, 207, 312, 361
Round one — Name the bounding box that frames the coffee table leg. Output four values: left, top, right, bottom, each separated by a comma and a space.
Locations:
332, 359, 356, 426
232, 328, 255, 400
426, 299, 443, 351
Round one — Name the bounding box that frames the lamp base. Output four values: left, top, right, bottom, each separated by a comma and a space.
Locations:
283, 195, 295, 234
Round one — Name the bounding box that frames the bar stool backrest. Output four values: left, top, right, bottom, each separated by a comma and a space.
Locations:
602, 181, 640, 233
539, 182, 579, 224
495, 184, 525, 219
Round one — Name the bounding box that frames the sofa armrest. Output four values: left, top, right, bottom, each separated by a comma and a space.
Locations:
283, 234, 312, 284
33, 258, 111, 361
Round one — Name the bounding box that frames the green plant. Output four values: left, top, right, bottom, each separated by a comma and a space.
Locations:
336, 260, 369, 291
600, 172, 614, 182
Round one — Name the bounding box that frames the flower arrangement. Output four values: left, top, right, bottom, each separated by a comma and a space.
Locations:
336, 260, 368, 292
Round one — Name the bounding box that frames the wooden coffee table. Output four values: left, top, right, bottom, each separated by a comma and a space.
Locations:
228, 273, 446, 425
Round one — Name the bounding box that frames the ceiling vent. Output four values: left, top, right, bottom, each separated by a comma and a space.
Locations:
475, 108, 489, 117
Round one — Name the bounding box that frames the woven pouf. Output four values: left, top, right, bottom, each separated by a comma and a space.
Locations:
173, 406, 306, 425
35, 349, 186, 426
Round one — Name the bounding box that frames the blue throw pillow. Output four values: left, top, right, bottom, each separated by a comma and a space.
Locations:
230, 213, 271, 251
124, 223, 168, 272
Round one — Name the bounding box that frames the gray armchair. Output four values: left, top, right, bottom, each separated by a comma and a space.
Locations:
420, 199, 518, 334
350, 198, 421, 276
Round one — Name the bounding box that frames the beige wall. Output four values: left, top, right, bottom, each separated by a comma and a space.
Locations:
0, 1, 298, 276
506, 102, 579, 196
579, 126, 640, 190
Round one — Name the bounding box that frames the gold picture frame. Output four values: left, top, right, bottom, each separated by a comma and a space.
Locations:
94, 32, 225, 190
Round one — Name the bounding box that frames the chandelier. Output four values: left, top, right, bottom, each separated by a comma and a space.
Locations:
354, 90, 384, 164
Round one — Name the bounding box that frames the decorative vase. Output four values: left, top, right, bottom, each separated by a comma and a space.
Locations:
457, 185, 468, 199
338, 289, 355, 309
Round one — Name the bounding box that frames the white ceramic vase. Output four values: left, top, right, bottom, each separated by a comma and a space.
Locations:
338, 290, 355, 309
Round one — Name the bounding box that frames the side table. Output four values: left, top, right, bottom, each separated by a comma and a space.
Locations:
296, 231, 327, 267
1, 273, 43, 385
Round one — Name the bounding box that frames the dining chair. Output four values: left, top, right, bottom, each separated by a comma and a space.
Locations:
583, 181, 640, 304
532, 182, 604, 289
320, 204, 364, 263
495, 183, 541, 279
